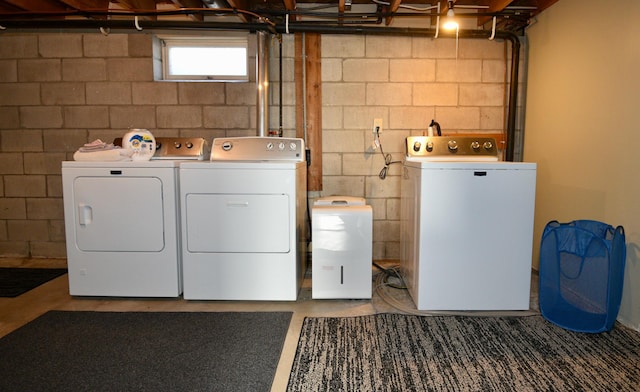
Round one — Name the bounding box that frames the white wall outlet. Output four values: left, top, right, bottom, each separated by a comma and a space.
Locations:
372, 118, 383, 135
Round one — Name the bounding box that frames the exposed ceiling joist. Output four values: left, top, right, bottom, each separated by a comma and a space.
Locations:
170, 0, 206, 21
384, 0, 403, 26
60, 0, 109, 8
225, 0, 251, 22
0, 0, 561, 33
5, 0, 70, 12
475, 0, 514, 27
117, 0, 156, 20
283, 0, 297, 20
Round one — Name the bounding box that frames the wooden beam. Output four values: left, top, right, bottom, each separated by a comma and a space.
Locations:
295, 33, 323, 192
60, 0, 110, 19
0, 3, 23, 12
169, 0, 205, 21
171, 0, 205, 8
224, 0, 250, 22
60, 0, 109, 9
113, 0, 157, 20
477, 0, 513, 26
477, 0, 559, 27
534, 0, 560, 14
5, 0, 69, 12
489, 0, 515, 9
384, 0, 402, 26
282, 0, 297, 21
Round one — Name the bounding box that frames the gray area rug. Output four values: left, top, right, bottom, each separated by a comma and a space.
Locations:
0, 310, 292, 392
287, 313, 640, 391
0, 267, 67, 297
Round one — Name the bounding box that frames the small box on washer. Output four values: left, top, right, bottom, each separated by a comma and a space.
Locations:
312, 196, 372, 299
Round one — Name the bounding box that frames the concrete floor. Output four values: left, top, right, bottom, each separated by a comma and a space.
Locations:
0, 258, 539, 392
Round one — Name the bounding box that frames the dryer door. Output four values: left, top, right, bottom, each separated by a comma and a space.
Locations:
185, 193, 290, 253
72, 176, 165, 252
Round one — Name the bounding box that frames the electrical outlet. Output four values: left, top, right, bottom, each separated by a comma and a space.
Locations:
372, 118, 383, 136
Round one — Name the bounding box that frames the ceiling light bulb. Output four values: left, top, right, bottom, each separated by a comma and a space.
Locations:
442, 5, 458, 30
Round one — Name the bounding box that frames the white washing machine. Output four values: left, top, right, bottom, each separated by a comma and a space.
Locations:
179, 137, 307, 301
400, 136, 537, 310
62, 137, 206, 297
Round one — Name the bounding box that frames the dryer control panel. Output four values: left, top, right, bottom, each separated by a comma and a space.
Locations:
210, 137, 305, 161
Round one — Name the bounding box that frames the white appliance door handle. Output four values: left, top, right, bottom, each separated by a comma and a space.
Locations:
227, 201, 249, 207
78, 203, 93, 225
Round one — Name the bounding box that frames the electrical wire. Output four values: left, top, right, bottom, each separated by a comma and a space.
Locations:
371, 0, 438, 12
373, 264, 540, 317
373, 262, 406, 289
1, 7, 275, 27
375, 128, 402, 180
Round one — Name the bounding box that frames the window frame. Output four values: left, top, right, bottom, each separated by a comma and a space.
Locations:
157, 33, 250, 82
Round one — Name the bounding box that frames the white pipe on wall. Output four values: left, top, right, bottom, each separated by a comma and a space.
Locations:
256, 30, 270, 137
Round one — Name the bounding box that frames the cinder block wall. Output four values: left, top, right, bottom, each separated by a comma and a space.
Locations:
0, 32, 269, 258
320, 34, 510, 259
0, 31, 512, 260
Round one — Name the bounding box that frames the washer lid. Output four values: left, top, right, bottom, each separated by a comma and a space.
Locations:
314, 196, 366, 206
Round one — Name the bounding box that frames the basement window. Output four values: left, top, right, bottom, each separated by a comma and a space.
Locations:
154, 34, 249, 82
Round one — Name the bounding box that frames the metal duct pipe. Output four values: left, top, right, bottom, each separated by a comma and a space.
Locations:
256, 30, 270, 137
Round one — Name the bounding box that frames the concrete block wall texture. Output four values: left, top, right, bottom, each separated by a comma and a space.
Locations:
320, 34, 514, 259
0, 31, 515, 260
0, 32, 264, 258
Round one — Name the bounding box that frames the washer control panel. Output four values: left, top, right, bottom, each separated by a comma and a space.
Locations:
153, 137, 208, 160
406, 136, 499, 160
211, 137, 305, 161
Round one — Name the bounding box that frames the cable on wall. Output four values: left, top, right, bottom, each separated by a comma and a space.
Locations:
285, 13, 290, 34
489, 16, 497, 40
375, 127, 402, 180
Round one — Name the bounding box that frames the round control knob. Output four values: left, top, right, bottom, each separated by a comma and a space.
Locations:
413, 141, 421, 152
289, 142, 297, 151
222, 141, 233, 151
186, 142, 193, 149
471, 141, 480, 151
483, 141, 493, 150
426, 141, 434, 152
447, 140, 458, 151
174, 142, 181, 149
266, 142, 274, 150
278, 142, 286, 151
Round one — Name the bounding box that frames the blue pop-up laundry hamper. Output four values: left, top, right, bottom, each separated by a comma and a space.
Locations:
539, 220, 626, 333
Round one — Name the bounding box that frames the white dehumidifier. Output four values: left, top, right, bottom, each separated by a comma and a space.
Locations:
312, 196, 372, 299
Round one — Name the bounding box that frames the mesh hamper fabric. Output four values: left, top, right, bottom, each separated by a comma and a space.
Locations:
539, 220, 626, 333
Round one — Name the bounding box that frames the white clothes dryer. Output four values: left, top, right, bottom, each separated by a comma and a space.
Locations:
62, 137, 206, 297
179, 137, 307, 301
